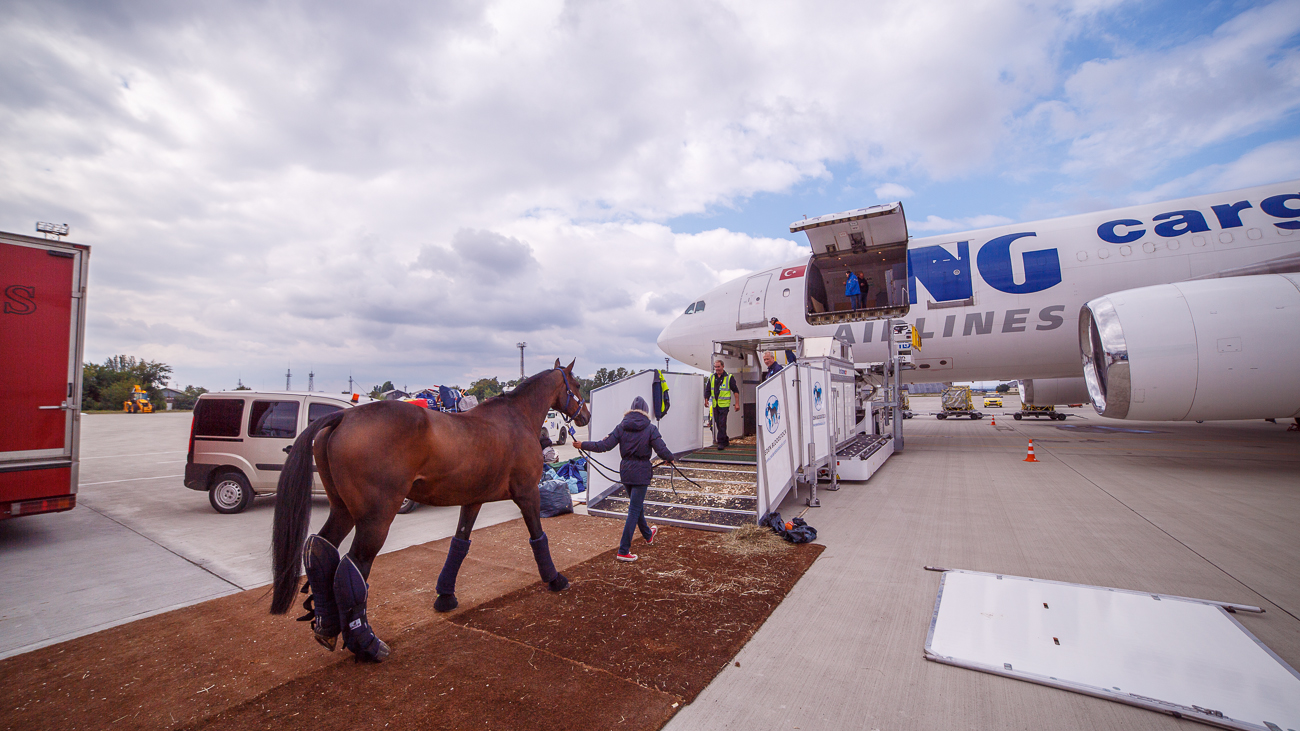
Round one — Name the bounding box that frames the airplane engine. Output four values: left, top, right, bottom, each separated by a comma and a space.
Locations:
1079, 273, 1300, 421
1022, 377, 1089, 407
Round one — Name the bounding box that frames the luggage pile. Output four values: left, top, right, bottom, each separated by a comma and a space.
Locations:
387, 385, 479, 412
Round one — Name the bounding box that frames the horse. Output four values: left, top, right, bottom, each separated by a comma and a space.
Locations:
269, 359, 591, 663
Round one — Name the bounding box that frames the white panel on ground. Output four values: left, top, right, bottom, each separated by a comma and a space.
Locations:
926, 570, 1300, 731
756, 366, 798, 520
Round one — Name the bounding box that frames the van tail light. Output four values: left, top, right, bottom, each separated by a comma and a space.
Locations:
187, 411, 197, 464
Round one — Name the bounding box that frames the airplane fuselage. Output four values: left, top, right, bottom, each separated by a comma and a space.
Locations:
658, 180, 1300, 384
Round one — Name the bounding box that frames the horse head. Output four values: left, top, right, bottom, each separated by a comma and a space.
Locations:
553, 358, 591, 426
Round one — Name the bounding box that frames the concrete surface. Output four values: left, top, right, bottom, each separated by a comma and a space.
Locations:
665, 395, 1300, 730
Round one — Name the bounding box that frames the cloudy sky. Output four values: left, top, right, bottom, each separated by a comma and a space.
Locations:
4, 0, 1299, 393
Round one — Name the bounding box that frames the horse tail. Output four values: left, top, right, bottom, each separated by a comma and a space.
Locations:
270, 409, 347, 614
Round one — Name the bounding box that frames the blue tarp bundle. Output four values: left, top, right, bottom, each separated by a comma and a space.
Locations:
555, 457, 587, 495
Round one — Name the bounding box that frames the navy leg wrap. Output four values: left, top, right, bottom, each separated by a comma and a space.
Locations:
436, 537, 472, 596
530, 533, 568, 591
333, 556, 390, 663
300, 535, 341, 650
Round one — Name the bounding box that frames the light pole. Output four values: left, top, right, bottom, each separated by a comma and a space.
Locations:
517, 342, 527, 378
285, 368, 292, 391
664, 358, 670, 371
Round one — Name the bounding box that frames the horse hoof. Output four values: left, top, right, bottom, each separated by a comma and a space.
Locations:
434, 593, 459, 612
314, 632, 338, 652
353, 639, 391, 664
548, 573, 569, 592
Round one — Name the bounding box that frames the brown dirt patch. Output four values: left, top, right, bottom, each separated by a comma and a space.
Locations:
0, 516, 820, 731
450, 528, 822, 702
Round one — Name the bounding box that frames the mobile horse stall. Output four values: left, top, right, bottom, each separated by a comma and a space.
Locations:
586, 338, 894, 531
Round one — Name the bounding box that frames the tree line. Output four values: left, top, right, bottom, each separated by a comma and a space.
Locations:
368, 367, 640, 404
81, 355, 208, 411
80, 356, 647, 412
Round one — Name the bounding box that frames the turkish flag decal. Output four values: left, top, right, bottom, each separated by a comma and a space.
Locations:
779, 265, 806, 280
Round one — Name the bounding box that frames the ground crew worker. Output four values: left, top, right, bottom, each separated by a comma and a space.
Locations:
845, 271, 863, 309
762, 351, 783, 381
769, 317, 798, 364
704, 359, 740, 450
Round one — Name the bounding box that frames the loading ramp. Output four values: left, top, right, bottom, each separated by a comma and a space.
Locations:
584, 335, 903, 531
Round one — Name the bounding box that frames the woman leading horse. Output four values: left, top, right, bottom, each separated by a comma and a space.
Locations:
269, 359, 590, 663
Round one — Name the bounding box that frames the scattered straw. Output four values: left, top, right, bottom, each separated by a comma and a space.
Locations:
715, 523, 790, 556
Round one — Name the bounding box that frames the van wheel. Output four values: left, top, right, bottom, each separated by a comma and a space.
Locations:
556, 428, 567, 445
210, 472, 253, 514
398, 498, 417, 514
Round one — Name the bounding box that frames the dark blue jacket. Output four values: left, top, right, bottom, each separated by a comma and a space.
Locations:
581, 409, 673, 487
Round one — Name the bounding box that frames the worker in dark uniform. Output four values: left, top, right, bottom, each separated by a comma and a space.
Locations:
762, 351, 783, 381
704, 359, 740, 449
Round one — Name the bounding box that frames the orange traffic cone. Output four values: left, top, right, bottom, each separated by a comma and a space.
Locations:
1023, 439, 1038, 462
990, 416, 996, 426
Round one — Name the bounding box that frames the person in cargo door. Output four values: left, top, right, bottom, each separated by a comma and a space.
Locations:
845, 271, 863, 309
573, 396, 674, 562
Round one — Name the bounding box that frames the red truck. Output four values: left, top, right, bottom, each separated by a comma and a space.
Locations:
1, 230, 89, 519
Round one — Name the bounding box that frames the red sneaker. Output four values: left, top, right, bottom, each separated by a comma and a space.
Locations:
616, 552, 638, 562
645, 526, 659, 545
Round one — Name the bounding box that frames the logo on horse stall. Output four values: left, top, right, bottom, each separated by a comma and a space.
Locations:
813, 382, 823, 412
765, 395, 781, 433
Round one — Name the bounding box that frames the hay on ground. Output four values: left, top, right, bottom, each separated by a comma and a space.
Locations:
715, 523, 790, 556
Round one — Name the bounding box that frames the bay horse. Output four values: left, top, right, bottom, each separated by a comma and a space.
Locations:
269, 359, 590, 663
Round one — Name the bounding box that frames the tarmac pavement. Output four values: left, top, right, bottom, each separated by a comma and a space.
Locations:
665, 396, 1300, 730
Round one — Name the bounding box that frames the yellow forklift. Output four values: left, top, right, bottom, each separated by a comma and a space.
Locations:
123, 385, 155, 413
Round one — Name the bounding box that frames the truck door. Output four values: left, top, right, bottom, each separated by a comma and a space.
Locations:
737, 273, 772, 330
1, 234, 87, 517
790, 202, 910, 325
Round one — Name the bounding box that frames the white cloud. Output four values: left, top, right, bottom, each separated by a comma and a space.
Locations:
873, 183, 915, 200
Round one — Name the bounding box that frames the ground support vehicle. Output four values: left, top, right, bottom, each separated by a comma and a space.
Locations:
933, 386, 983, 420
1012, 405, 1069, 421
123, 385, 154, 413
1, 231, 89, 519
185, 391, 418, 513
543, 409, 570, 444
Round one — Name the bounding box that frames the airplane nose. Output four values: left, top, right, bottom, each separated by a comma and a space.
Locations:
657, 315, 688, 363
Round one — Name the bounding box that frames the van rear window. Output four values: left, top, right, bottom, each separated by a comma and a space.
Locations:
193, 399, 244, 437
250, 401, 300, 439
308, 402, 343, 424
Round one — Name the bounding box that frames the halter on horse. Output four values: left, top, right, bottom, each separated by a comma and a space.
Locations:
269, 359, 591, 663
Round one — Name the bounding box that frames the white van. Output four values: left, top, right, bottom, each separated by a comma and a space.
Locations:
184, 391, 415, 514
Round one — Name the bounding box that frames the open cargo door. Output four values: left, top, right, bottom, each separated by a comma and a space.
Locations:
791, 202, 910, 325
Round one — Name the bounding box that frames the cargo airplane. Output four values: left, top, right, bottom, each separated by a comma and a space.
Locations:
656, 180, 1300, 422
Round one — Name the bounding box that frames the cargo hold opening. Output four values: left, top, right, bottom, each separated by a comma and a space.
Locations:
791, 202, 910, 325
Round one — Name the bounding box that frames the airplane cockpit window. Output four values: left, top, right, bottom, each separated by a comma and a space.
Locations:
694, 300, 705, 312
792, 203, 911, 325
684, 302, 696, 314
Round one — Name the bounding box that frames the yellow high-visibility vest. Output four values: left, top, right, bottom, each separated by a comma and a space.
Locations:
707, 373, 734, 408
